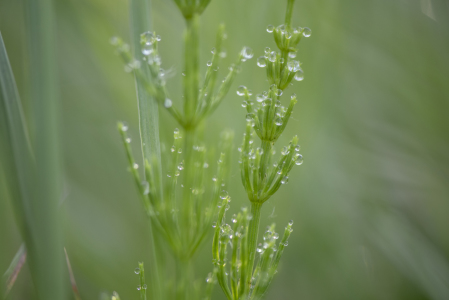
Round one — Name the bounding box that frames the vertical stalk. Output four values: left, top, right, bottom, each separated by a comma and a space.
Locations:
246, 202, 262, 287
182, 128, 195, 246
258, 140, 273, 196
129, 0, 162, 299
24, 0, 65, 298
284, 0, 296, 29
175, 258, 191, 300
183, 14, 200, 122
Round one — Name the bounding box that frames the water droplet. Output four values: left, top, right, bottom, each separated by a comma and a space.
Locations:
164, 98, 172, 108
135, 267, 141, 274
283, 241, 289, 246
288, 52, 297, 58
275, 117, 283, 126
171, 146, 175, 152
274, 233, 279, 239
142, 181, 150, 195
142, 44, 153, 56
294, 69, 304, 81
207, 60, 212, 67
142, 284, 147, 289
288, 220, 294, 226
212, 222, 217, 228
236, 85, 247, 96
295, 145, 300, 152
211, 47, 216, 54
178, 148, 182, 154
257, 56, 266, 68
203, 162, 209, 168
281, 176, 289, 184
220, 190, 229, 199
294, 26, 303, 34
219, 51, 227, 58
262, 98, 272, 107
241, 47, 254, 60
281, 146, 289, 156
275, 89, 283, 96
212, 177, 217, 182
125, 137, 131, 143
120, 122, 129, 132
141, 31, 155, 45
303, 27, 312, 37
242, 100, 248, 108
133, 163, 139, 169
268, 51, 277, 63
232, 214, 237, 223
256, 248, 263, 253
266, 24, 274, 33
246, 113, 255, 121
287, 60, 301, 73
137, 285, 141, 291
295, 154, 303, 165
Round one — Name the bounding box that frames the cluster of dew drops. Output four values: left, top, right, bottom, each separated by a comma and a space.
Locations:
256, 24, 312, 82
140, 32, 174, 109
134, 267, 148, 291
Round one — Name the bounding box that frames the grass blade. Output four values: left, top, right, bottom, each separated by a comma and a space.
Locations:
0, 31, 35, 245
129, 0, 162, 299
64, 248, 81, 300
3, 244, 27, 296
24, 0, 65, 298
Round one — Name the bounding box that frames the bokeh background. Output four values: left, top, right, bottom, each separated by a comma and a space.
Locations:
1, 0, 449, 299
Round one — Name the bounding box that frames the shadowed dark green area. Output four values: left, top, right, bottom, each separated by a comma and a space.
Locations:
1, 0, 449, 299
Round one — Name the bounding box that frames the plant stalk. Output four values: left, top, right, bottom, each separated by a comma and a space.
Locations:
184, 14, 200, 122
246, 202, 263, 288
24, 0, 65, 298
285, 0, 296, 29
129, 0, 162, 299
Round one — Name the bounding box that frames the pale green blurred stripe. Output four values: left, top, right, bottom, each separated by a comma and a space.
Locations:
24, 0, 65, 298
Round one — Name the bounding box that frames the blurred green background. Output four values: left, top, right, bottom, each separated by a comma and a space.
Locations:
1, 0, 449, 299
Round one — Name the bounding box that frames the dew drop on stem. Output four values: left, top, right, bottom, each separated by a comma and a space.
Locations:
303, 27, 312, 37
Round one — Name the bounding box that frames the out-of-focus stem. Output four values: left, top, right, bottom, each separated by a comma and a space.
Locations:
184, 14, 200, 122
129, 0, 162, 299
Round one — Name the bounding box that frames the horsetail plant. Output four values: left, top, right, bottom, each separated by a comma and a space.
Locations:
211, 0, 310, 299
112, 0, 254, 298
112, 0, 309, 299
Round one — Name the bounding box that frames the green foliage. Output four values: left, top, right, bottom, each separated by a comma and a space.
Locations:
111, 0, 311, 298
211, 0, 309, 298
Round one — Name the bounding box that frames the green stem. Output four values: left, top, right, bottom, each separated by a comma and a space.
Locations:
246, 202, 263, 288
181, 128, 195, 249
258, 140, 273, 197
284, 0, 295, 29
184, 14, 200, 123
24, 0, 65, 298
175, 259, 191, 300
129, 0, 162, 299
